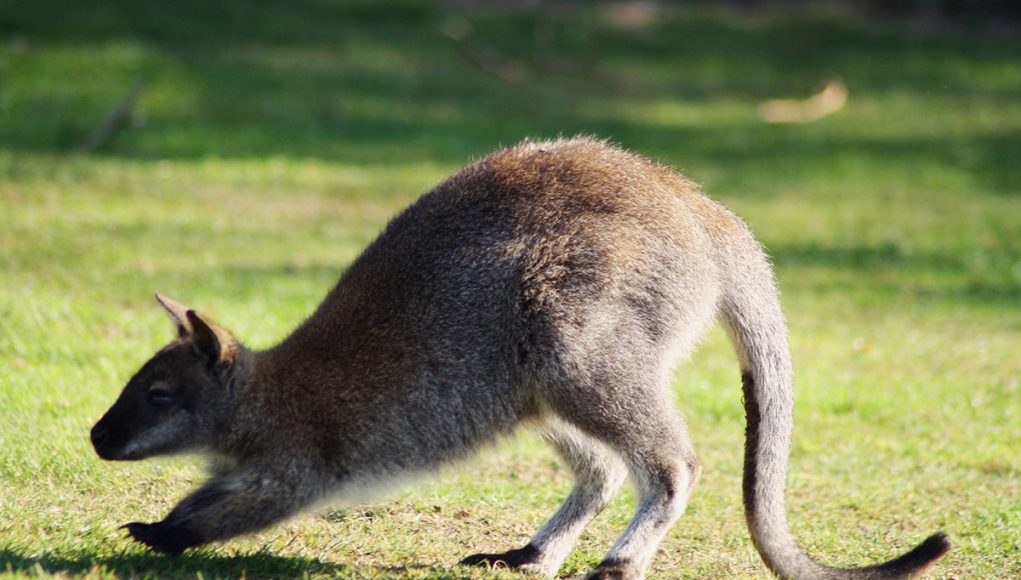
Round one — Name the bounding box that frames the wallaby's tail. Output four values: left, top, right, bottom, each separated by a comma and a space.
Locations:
717, 238, 949, 579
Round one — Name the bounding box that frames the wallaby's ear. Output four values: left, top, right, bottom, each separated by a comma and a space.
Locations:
185, 309, 238, 365
155, 293, 192, 338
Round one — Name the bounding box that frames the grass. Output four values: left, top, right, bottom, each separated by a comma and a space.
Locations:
1, 1, 1020, 577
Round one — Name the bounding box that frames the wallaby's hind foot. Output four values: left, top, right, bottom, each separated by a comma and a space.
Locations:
460, 544, 541, 570
582, 559, 641, 580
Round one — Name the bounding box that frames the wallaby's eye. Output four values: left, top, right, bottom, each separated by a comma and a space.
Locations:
147, 389, 176, 408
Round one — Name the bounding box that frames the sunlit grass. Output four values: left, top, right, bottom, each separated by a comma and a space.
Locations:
1, 1, 1019, 578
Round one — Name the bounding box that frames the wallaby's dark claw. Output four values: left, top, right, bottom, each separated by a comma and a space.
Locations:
460, 544, 540, 569
122, 521, 199, 557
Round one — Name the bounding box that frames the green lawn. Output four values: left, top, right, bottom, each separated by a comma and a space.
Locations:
1, 1, 1019, 578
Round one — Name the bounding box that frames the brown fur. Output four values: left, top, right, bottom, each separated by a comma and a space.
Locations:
92, 138, 948, 579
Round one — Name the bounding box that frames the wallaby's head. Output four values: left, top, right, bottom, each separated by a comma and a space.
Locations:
91, 294, 244, 461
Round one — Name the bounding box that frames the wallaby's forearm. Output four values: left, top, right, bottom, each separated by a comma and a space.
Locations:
125, 466, 320, 555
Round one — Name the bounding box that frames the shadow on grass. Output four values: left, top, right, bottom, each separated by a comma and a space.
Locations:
0, 545, 474, 578
1, 0, 1019, 194
0, 546, 350, 578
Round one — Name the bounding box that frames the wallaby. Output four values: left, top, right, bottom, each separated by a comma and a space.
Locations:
91, 138, 948, 579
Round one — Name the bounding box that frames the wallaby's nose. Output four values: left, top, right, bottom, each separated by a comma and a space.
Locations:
91, 423, 110, 449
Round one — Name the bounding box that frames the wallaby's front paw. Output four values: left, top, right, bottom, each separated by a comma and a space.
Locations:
122, 521, 201, 556
460, 543, 540, 569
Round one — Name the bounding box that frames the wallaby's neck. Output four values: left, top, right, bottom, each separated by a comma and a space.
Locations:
258, 275, 379, 380
211, 345, 261, 453
224, 345, 256, 396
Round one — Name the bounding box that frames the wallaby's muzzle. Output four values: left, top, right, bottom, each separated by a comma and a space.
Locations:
90, 412, 133, 461
90, 418, 119, 460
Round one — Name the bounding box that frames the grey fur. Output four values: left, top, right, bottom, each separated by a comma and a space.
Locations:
92, 138, 948, 579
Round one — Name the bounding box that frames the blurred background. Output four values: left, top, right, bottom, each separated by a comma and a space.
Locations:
1, 1, 1019, 578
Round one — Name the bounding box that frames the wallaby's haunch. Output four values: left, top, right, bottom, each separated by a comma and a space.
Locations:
92, 138, 948, 579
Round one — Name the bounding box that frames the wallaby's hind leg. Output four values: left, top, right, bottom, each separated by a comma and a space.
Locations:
526, 420, 629, 575
546, 376, 701, 580
461, 419, 627, 577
